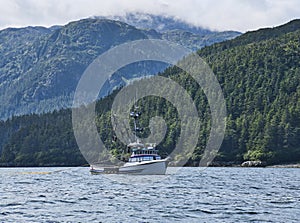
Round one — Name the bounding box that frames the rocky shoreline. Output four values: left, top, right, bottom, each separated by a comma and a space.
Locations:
183, 161, 300, 168
267, 163, 300, 168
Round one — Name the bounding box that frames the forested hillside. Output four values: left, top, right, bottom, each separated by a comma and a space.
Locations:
0, 17, 239, 120
0, 20, 299, 167
199, 27, 300, 164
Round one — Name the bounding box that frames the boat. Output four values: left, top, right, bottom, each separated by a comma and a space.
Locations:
90, 142, 168, 175
90, 106, 168, 175
118, 141, 168, 174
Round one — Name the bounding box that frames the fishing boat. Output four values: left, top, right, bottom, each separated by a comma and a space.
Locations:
90, 106, 168, 175
90, 142, 168, 175
118, 141, 168, 174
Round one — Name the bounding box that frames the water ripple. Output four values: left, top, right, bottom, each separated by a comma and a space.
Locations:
0, 167, 299, 222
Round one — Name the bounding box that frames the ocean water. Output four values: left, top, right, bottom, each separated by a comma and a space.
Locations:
0, 167, 299, 223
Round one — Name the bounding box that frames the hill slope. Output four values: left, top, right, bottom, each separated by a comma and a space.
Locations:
199, 28, 300, 164
0, 17, 240, 120
1, 20, 299, 166
200, 19, 300, 54
0, 19, 154, 120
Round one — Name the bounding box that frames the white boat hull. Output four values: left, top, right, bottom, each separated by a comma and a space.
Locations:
119, 159, 168, 175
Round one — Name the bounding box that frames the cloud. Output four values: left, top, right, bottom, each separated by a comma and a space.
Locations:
0, 0, 299, 32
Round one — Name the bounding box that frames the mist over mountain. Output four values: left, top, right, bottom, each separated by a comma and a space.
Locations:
101, 13, 235, 34
101, 13, 241, 50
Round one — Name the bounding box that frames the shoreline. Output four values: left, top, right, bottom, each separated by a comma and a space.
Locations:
266, 163, 300, 168
1, 163, 300, 168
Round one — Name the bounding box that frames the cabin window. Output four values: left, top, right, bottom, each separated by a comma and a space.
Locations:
130, 158, 137, 162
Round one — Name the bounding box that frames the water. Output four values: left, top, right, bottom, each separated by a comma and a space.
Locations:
0, 167, 299, 223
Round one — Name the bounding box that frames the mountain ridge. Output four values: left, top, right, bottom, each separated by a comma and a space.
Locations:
199, 19, 300, 55
0, 16, 240, 120
0, 19, 299, 166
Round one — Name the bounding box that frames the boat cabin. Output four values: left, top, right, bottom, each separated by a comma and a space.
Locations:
127, 143, 162, 162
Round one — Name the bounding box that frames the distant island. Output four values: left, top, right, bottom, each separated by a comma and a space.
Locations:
0, 18, 299, 167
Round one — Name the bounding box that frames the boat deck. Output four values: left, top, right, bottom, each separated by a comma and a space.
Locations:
90, 166, 120, 174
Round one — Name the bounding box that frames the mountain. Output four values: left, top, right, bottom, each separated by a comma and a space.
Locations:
0, 19, 299, 167
101, 13, 241, 50
0, 16, 240, 120
200, 19, 300, 54
102, 13, 237, 35
0, 19, 164, 120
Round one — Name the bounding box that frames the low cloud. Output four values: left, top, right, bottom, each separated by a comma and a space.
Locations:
0, 0, 299, 32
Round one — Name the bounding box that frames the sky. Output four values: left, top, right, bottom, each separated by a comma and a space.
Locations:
0, 0, 299, 32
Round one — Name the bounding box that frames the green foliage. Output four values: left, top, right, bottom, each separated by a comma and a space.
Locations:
0, 110, 86, 166
198, 28, 300, 165
0, 20, 300, 166
0, 18, 239, 120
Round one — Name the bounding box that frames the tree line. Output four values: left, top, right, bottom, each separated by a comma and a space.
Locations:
0, 26, 299, 166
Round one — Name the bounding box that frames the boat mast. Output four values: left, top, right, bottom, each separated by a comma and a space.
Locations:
130, 94, 143, 143
130, 106, 142, 142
